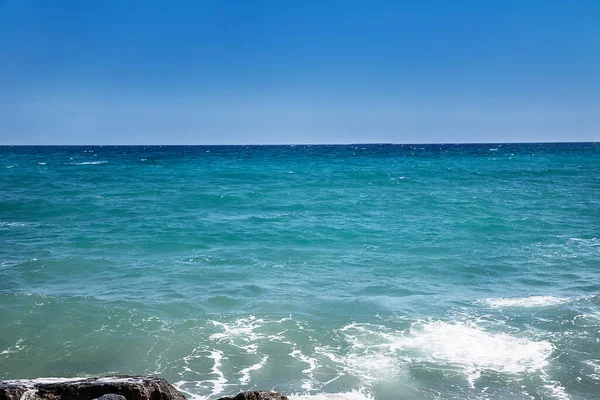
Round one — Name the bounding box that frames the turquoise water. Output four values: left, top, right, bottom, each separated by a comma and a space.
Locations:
1, 144, 599, 400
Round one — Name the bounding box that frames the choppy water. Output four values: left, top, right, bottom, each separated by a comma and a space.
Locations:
1, 144, 599, 400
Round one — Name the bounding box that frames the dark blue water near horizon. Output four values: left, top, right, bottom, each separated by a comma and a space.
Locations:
1, 143, 599, 399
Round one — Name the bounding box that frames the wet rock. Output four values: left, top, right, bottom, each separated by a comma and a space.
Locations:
217, 391, 288, 400
94, 395, 126, 400
0, 376, 185, 400
0, 385, 26, 400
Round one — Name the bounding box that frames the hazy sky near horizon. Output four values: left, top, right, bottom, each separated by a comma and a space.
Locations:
0, 0, 599, 144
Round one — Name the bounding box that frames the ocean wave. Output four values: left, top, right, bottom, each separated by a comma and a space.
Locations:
0, 339, 26, 356
572, 312, 600, 327
81, 313, 573, 399
0, 221, 31, 230
1, 377, 145, 386
584, 359, 600, 381
69, 161, 108, 165
482, 296, 570, 308
568, 237, 599, 246
405, 320, 553, 385
327, 319, 553, 389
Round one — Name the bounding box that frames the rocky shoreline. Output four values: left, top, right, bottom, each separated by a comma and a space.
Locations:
0, 377, 288, 400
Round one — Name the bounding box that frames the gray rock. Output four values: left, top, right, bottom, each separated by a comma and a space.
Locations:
94, 395, 126, 400
217, 391, 288, 400
0, 376, 185, 400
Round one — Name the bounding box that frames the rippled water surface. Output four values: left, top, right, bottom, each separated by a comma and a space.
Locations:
1, 144, 599, 399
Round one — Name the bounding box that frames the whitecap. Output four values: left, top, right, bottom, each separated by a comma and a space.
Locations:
72, 161, 107, 165
0, 338, 26, 356
0, 222, 31, 230
482, 296, 569, 308
405, 320, 554, 384
326, 319, 553, 388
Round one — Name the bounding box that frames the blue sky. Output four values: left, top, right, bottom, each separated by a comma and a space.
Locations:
0, 0, 598, 144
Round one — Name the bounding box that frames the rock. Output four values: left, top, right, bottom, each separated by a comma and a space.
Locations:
94, 395, 126, 400
0, 385, 26, 400
0, 376, 185, 400
217, 391, 288, 400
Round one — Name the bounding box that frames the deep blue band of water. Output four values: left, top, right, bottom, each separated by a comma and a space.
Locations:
1, 143, 599, 399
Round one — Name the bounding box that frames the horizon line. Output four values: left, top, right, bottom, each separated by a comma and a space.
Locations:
1, 141, 598, 147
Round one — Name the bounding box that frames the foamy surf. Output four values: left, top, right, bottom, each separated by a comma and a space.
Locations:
238, 355, 268, 385
1, 377, 147, 386
71, 161, 107, 165
289, 391, 373, 400
482, 296, 570, 308
406, 321, 553, 381
331, 319, 554, 387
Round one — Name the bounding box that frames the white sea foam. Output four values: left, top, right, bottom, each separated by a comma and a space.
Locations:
0, 222, 31, 229
94, 377, 146, 383
290, 349, 319, 391
177, 348, 230, 397
584, 359, 600, 381
183, 316, 558, 398
405, 320, 553, 384
207, 350, 227, 396
170, 381, 208, 400
72, 161, 107, 165
572, 312, 600, 327
482, 296, 570, 308
238, 355, 268, 385
327, 319, 553, 388
289, 391, 373, 400
0, 338, 26, 355
568, 237, 599, 245
317, 323, 401, 385
181, 347, 206, 376
210, 315, 265, 354
1, 376, 143, 386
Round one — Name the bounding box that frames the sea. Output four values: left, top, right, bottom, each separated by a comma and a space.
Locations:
1, 143, 599, 400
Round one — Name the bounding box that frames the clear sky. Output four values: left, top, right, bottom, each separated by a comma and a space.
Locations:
0, 0, 598, 144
